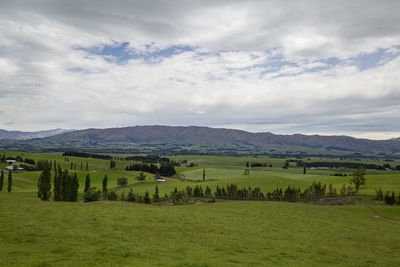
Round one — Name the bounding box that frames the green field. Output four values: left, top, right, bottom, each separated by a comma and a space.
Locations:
1, 150, 400, 266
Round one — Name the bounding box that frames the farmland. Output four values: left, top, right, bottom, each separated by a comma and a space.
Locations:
1, 150, 400, 266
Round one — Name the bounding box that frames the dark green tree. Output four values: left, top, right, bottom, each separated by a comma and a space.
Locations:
136, 172, 146, 182
327, 184, 336, 197
202, 168, 206, 181
351, 167, 366, 193
83, 188, 101, 202
38, 165, 52, 200
7, 170, 12, 192
102, 175, 108, 199
110, 160, 116, 169
398, 192, 400, 205
37, 173, 42, 198
127, 188, 136, 202
153, 185, 160, 202
283, 160, 289, 169
144, 191, 151, 204
347, 184, 354, 196
0, 170, 4, 191
53, 166, 61, 201
84, 174, 91, 193
61, 169, 69, 201
107, 191, 118, 201
70, 173, 79, 202
385, 191, 396, 206
375, 187, 383, 201
340, 184, 346, 196
117, 177, 128, 186
205, 186, 212, 198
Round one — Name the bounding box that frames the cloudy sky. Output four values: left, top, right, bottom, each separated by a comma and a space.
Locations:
0, 0, 400, 139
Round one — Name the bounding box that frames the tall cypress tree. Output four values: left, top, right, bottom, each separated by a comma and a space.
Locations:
84, 174, 90, 193
144, 191, 151, 204
110, 160, 116, 169
153, 185, 160, 202
7, 170, 12, 192
203, 169, 206, 181
102, 175, 108, 199
62, 170, 69, 201
53, 166, 61, 201
37, 173, 42, 198
70, 173, 79, 202
39, 165, 51, 200
0, 170, 4, 191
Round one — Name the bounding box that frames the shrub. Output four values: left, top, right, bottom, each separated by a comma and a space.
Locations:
127, 188, 136, 202
107, 191, 118, 201
144, 191, 151, 204
136, 172, 146, 182
83, 188, 102, 202
117, 177, 128, 186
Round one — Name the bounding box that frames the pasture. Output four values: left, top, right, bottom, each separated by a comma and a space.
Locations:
1, 150, 400, 266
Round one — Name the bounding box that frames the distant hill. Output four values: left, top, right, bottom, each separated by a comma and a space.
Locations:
0, 128, 73, 140
391, 137, 400, 142
1, 125, 400, 156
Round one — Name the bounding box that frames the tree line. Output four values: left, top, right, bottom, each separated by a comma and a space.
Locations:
96, 182, 348, 205
62, 152, 113, 160
0, 170, 12, 193
374, 187, 400, 206
125, 162, 176, 177
37, 161, 79, 202
303, 161, 386, 170
125, 155, 170, 163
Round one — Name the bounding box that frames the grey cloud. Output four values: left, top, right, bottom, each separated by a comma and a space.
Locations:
0, 1, 399, 139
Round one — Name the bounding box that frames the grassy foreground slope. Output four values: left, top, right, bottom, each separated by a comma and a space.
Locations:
2, 151, 400, 266
1, 193, 400, 267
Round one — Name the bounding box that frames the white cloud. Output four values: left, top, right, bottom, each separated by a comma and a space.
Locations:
0, 0, 399, 139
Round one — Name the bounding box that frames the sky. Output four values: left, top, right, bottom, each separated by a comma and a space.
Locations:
0, 0, 400, 140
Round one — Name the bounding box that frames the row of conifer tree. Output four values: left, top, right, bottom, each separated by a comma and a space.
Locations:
37, 160, 79, 201
0, 170, 12, 192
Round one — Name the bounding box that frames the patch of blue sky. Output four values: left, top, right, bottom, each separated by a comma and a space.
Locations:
259, 46, 400, 79
76, 42, 194, 64
349, 46, 400, 71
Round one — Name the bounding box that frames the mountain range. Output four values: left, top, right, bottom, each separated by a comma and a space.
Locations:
0, 128, 73, 140
0, 126, 399, 156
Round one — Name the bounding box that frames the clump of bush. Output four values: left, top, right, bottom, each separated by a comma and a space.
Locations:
127, 188, 136, 202
117, 177, 128, 186
107, 191, 118, 201
83, 187, 102, 202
